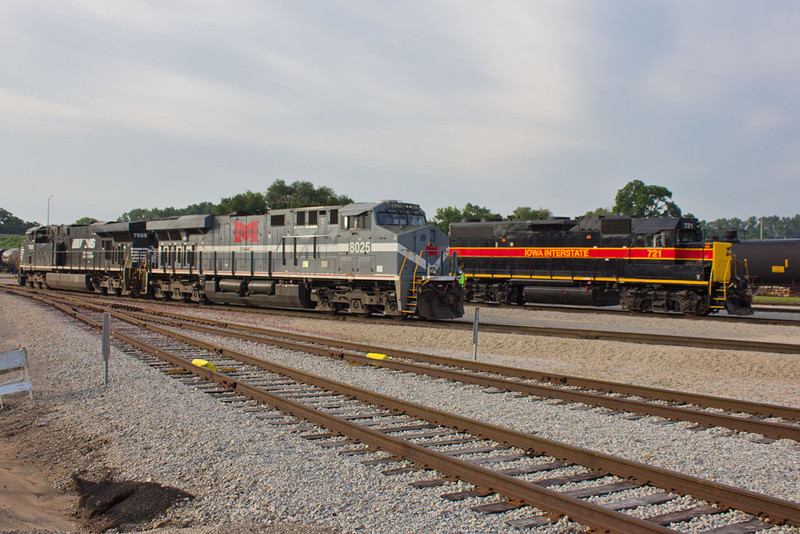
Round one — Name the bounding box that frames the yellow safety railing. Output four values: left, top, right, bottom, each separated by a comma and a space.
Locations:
708, 244, 733, 310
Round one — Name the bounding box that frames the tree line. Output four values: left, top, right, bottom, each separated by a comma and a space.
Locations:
3, 179, 800, 239
0, 208, 38, 235
428, 180, 683, 232
116, 180, 353, 222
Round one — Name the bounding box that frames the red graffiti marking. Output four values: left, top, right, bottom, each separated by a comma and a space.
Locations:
234, 221, 259, 243
424, 245, 440, 257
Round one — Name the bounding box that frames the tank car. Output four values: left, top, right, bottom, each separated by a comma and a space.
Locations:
730, 239, 800, 289
2, 248, 20, 273
450, 215, 752, 315
17, 201, 464, 320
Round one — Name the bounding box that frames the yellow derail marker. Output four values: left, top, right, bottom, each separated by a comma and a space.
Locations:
191, 358, 218, 371
349, 353, 391, 366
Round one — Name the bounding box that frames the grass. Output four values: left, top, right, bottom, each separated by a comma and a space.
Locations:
753, 295, 800, 305
0, 235, 25, 249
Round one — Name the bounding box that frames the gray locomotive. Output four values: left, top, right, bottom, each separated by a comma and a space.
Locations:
18, 200, 465, 320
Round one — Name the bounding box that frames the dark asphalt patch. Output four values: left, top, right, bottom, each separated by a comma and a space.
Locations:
73, 474, 193, 531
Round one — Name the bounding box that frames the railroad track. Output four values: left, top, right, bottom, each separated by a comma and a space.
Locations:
4, 286, 799, 356
441, 316, 800, 355
52, 296, 800, 442
483, 302, 800, 327
13, 290, 800, 533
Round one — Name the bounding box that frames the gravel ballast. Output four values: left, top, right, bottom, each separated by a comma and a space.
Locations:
2, 291, 799, 533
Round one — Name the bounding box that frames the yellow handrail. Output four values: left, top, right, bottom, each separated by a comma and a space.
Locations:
412, 253, 421, 292
398, 250, 411, 310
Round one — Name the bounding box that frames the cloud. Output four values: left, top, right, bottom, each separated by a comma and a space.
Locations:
1, 1, 799, 224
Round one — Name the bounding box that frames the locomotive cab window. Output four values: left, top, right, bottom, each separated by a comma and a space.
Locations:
343, 213, 370, 230
377, 211, 408, 226
678, 229, 701, 243
271, 214, 285, 226
649, 233, 667, 248
296, 211, 306, 226
376, 210, 426, 227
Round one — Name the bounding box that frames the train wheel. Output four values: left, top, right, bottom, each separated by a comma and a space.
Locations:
680, 292, 700, 315
354, 305, 375, 318
153, 287, 169, 300
349, 300, 369, 317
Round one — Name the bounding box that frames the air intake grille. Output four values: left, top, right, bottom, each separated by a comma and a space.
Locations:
601, 218, 632, 235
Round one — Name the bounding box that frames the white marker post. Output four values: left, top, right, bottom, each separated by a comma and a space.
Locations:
472, 308, 479, 361
103, 313, 109, 385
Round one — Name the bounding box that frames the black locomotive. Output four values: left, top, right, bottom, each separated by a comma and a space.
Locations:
450, 215, 752, 315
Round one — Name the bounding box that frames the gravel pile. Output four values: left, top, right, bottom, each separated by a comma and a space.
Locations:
2, 291, 800, 533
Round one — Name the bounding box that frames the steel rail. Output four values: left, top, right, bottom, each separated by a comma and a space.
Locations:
753, 305, 800, 313
39, 300, 680, 532
92, 300, 800, 423
89, 306, 800, 527
485, 302, 800, 327
6, 286, 800, 355
117, 307, 800, 442
20, 291, 800, 527
84, 298, 800, 421
9, 286, 799, 421
437, 319, 800, 355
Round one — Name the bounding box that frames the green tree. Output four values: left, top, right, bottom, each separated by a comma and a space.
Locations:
265, 180, 352, 209
430, 203, 502, 234
612, 180, 682, 217
119, 202, 216, 221
215, 190, 267, 215
430, 206, 464, 233
701, 215, 800, 239
461, 203, 501, 221
119, 207, 179, 221
183, 202, 216, 215
0, 208, 38, 234
75, 217, 98, 225
509, 206, 552, 220
584, 207, 612, 216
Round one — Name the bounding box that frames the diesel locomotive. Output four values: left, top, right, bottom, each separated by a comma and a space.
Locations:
450, 215, 752, 315
17, 200, 465, 320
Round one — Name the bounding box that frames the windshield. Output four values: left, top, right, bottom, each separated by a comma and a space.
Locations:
377, 211, 427, 227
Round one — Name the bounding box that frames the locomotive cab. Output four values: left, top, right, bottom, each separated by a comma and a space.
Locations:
336, 201, 463, 319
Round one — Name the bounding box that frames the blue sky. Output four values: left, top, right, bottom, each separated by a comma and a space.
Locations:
2, 1, 799, 225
